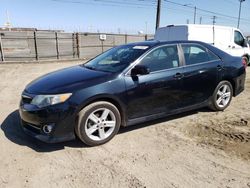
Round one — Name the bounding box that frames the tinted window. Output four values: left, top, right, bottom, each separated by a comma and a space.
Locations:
84, 45, 149, 73
182, 44, 219, 65
234, 31, 244, 46
139, 45, 179, 72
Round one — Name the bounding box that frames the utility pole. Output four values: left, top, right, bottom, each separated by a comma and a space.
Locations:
212, 16, 217, 26
193, 6, 197, 24
183, 4, 196, 24
199, 17, 202, 24
212, 16, 217, 45
155, 0, 161, 31
237, 0, 245, 28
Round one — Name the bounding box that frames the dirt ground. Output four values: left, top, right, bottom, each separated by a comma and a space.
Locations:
0, 61, 250, 188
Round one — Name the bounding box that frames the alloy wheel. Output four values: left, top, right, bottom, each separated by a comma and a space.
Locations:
216, 84, 231, 108
84, 108, 116, 141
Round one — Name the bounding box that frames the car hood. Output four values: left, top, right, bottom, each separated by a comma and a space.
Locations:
25, 65, 112, 94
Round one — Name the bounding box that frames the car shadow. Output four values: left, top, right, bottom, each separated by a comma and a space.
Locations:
1, 108, 212, 152
0, 110, 86, 152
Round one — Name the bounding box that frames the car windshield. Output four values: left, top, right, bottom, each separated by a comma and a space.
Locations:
83, 45, 150, 73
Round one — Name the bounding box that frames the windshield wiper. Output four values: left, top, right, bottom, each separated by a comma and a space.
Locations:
83, 65, 97, 70
83, 64, 114, 73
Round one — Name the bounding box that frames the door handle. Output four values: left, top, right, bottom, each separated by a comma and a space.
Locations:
174, 73, 184, 79
217, 65, 223, 71
199, 70, 206, 74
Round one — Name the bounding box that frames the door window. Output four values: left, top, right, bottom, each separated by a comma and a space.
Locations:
234, 31, 244, 46
182, 44, 219, 65
139, 45, 179, 72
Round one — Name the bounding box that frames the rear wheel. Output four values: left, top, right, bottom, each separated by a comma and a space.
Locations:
76, 101, 121, 146
243, 56, 249, 66
209, 81, 233, 111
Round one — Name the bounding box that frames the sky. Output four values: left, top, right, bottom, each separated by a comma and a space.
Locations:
0, 0, 250, 34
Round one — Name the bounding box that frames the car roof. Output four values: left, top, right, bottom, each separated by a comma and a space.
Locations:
125, 40, 230, 59
126, 40, 210, 48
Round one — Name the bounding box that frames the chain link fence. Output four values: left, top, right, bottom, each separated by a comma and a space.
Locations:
0, 31, 153, 62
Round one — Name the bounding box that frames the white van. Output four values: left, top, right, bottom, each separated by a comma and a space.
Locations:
155, 24, 250, 65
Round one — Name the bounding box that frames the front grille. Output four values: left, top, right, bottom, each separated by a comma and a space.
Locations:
22, 95, 33, 104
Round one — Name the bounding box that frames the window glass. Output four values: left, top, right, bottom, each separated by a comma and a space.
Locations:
234, 31, 244, 46
84, 45, 148, 73
182, 44, 219, 65
139, 45, 179, 72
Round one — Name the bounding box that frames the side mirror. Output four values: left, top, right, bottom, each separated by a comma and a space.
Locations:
131, 65, 150, 76
243, 39, 248, 47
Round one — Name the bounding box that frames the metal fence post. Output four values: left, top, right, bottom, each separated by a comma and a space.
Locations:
72, 33, 75, 58
125, 34, 128, 44
101, 40, 104, 53
55, 32, 60, 59
0, 34, 5, 62
76, 33, 80, 58
34, 31, 39, 60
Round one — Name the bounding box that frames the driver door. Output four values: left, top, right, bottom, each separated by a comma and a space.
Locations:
124, 44, 184, 122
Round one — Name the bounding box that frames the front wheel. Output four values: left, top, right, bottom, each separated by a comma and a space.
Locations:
209, 81, 233, 111
242, 56, 249, 66
76, 101, 121, 146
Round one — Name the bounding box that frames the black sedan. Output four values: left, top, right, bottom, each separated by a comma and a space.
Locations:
19, 41, 246, 146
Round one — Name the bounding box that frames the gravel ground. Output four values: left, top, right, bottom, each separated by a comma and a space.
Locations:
0, 61, 250, 188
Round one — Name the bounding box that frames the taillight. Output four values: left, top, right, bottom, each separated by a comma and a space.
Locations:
242, 58, 247, 68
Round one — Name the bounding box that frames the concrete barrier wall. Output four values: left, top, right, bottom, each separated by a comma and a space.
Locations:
0, 31, 153, 62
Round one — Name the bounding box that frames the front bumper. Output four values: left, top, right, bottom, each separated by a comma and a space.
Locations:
19, 94, 77, 143
21, 121, 75, 143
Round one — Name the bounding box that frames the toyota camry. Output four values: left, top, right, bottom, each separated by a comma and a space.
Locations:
19, 40, 246, 146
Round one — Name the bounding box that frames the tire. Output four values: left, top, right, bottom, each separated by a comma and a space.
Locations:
242, 56, 249, 66
76, 101, 121, 146
209, 81, 233, 111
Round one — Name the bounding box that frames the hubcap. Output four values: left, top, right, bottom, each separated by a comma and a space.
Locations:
85, 108, 116, 141
216, 84, 231, 108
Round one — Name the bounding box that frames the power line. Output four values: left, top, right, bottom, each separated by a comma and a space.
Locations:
50, 0, 250, 26
161, 4, 247, 24
163, 0, 250, 23
51, 0, 250, 23
222, 0, 238, 5
51, 0, 157, 8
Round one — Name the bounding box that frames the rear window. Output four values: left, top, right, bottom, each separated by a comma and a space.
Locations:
139, 45, 179, 72
182, 44, 219, 65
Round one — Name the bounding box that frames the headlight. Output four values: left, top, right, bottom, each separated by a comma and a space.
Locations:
31, 93, 72, 108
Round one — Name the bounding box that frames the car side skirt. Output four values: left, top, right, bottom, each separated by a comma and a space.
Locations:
126, 100, 209, 126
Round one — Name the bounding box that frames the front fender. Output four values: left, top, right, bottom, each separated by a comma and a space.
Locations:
70, 78, 128, 126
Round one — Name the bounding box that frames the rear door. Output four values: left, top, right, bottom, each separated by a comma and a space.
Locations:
180, 43, 222, 106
